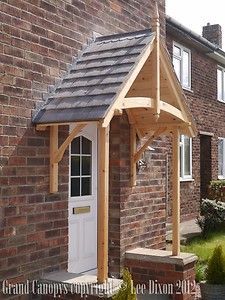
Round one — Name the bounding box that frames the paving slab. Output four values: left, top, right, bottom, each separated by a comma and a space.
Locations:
166, 219, 201, 244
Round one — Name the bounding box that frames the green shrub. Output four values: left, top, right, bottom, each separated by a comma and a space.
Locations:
208, 180, 225, 202
197, 199, 225, 234
195, 262, 206, 283
206, 245, 225, 284
112, 268, 136, 300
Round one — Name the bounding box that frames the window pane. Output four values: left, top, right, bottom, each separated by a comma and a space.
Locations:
173, 45, 181, 57
71, 156, 80, 176
183, 50, 190, 88
71, 178, 80, 196
82, 156, 91, 175
217, 69, 223, 100
223, 71, 225, 101
82, 137, 91, 154
184, 136, 191, 176
218, 139, 224, 176
173, 57, 181, 81
71, 137, 80, 154
81, 177, 91, 196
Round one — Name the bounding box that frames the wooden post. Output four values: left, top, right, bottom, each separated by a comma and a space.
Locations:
50, 125, 58, 193
97, 124, 109, 283
172, 128, 180, 256
130, 125, 136, 186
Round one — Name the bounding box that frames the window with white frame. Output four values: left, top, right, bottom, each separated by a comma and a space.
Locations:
70, 136, 92, 197
217, 67, 225, 102
173, 42, 191, 89
180, 135, 192, 180
218, 138, 225, 178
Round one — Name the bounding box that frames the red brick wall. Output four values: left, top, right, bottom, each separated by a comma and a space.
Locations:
0, 0, 166, 293
109, 114, 167, 276
166, 30, 225, 221
126, 257, 196, 300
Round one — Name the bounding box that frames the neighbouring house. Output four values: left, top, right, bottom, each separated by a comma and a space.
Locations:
166, 17, 225, 222
3, 0, 225, 299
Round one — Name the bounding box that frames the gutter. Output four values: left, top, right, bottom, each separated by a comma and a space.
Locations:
166, 15, 225, 66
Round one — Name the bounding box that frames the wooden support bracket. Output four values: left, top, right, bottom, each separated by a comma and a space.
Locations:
54, 124, 86, 163
133, 127, 167, 163
49, 123, 86, 193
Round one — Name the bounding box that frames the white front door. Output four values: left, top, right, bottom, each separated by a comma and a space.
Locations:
68, 123, 97, 274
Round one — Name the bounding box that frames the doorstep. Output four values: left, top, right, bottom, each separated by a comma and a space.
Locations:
40, 271, 122, 298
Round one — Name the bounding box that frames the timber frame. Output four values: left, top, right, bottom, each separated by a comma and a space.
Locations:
35, 6, 196, 285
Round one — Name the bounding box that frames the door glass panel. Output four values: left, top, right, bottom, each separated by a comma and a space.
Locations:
71, 156, 80, 176
70, 135, 92, 197
81, 177, 91, 196
82, 156, 91, 175
82, 137, 91, 154
71, 178, 80, 197
71, 137, 80, 154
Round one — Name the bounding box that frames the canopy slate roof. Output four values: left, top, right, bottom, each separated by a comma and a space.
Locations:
33, 30, 154, 124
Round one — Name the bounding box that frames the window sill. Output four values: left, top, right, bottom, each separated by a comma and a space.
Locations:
182, 87, 193, 93
218, 176, 225, 180
180, 178, 194, 182
217, 99, 225, 103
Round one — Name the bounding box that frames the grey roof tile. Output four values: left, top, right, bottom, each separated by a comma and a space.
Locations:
33, 29, 154, 124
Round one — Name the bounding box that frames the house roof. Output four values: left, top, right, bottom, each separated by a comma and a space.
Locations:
33, 30, 154, 124
166, 16, 225, 67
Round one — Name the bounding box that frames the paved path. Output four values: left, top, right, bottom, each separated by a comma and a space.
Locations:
137, 295, 169, 299
166, 219, 201, 244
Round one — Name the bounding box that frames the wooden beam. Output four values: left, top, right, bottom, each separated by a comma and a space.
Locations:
130, 125, 136, 186
172, 128, 180, 256
50, 125, 58, 193
122, 97, 185, 123
134, 127, 166, 162
122, 97, 153, 109
36, 121, 91, 131
54, 124, 86, 163
160, 101, 185, 122
97, 125, 109, 283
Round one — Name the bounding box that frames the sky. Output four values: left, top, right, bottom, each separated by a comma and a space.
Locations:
166, 0, 225, 49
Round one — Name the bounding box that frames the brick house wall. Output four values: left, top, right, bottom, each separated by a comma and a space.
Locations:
109, 114, 167, 276
166, 30, 225, 221
0, 0, 166, 293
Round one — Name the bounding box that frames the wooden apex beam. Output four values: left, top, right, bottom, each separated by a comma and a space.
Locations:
134, 127, 167, 163
97, 125, 109, 283
172, 128, 180, 256
54, 124, 86, 163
